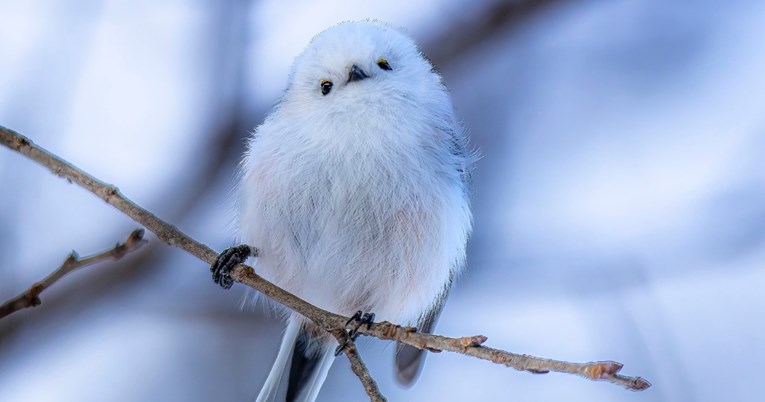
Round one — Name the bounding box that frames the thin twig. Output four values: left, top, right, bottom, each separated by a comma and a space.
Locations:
0, 229, 146, 319
331, 329, 386, 402
0, 125, 651, 393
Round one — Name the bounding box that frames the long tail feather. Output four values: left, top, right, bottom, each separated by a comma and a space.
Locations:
256, 317, 337, 402
256, 319, 301, 402
287, 339, 335, 402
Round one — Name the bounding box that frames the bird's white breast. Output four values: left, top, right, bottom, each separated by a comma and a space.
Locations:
238, 98, 469, 324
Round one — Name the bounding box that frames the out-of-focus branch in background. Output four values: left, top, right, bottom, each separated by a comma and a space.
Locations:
0, 230, 146, 319
0, 0, 258, 345
425, 0, 564, 67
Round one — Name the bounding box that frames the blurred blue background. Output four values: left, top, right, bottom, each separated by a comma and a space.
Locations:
1, 1, 764, 401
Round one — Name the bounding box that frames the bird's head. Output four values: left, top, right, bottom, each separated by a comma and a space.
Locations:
283, 20, 445, 114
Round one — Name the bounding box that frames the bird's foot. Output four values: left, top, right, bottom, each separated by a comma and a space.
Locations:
335, 310, 375, 355
210, 244, 256, 289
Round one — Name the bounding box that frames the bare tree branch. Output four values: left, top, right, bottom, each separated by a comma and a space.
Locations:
331, 329, 386, 402
0, 229, 146, 319
0, 125, 651, 395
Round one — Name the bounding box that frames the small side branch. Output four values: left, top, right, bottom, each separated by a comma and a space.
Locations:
331, 329, 386, 402
0, 229, 147, 319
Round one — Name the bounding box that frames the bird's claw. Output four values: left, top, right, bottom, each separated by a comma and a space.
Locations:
210, 244, 254, 289
335, 310, 375, 355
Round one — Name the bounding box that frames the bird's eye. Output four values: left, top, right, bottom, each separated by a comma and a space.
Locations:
377, 58, 392, 71
320, 79, 333, 95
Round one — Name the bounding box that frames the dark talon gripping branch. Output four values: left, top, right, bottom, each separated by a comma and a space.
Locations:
211, 244, 255, 289
336, 310, 376, 356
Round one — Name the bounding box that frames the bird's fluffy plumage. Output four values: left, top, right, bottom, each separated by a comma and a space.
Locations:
237, 20, 472, 401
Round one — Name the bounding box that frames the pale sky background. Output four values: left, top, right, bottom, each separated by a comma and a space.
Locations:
1, 1, 764, 401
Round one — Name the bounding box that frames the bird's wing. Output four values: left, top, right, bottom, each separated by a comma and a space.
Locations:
394, 284, 450, 385
447, 124, 473, 184
395, 126, 471, 385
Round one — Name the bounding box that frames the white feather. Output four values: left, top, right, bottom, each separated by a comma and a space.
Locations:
238, 20, 473, 401
291, 343, 336, 402
255, 318, 300, 402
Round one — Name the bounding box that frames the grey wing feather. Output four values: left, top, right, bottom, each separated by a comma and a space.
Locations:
394, 126, 472, 385
448, 126, 473, 187
394, 286, 450, 385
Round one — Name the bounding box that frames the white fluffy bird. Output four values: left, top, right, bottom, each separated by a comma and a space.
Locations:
211, 20, 473, 402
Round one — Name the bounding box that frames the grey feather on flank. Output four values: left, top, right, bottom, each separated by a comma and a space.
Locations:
395, 286, 450, 385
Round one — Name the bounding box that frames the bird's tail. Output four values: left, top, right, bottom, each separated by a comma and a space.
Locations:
256, 316, 336, 402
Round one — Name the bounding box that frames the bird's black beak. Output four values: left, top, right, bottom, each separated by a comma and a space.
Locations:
348, 64, 368, 83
